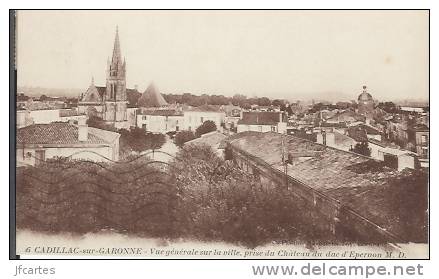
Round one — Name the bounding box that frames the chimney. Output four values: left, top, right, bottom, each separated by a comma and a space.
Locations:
78, 117, 88, 142
134, 84, 139, 91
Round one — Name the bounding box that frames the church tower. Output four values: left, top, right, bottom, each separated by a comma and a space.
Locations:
104, 26, 127, 125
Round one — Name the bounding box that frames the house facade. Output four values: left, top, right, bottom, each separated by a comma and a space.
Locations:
17, 120, 120, 167
183, 105, 225, 131
408, 124, 429, 167
368, 139, 418, 171
137, 109, 184, 133
237, 111, 287, 134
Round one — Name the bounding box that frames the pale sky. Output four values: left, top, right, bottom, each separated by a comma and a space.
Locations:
16, 10, 429, 101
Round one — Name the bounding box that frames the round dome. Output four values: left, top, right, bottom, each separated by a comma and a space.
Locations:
358, 85, 373, 102
358, 92, 373, 101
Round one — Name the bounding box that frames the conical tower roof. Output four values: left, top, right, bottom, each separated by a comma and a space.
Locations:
137, 83, 168, 107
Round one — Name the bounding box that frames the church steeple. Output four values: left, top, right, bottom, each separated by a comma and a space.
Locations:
105, 26, 127, 105
111, 26, 122, 66
107, 26, 125, 79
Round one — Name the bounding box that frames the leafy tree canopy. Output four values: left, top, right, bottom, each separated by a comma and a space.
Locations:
174, 130, 197, 148
195, 120, 217, 137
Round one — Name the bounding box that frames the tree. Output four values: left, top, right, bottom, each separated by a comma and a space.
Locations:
378, 102, 400, 114
231, 94, 247, 106
119, 127, 166, 156
86, 116, 117, 132
174, 130, 197, 148
272, 99, 284, 107
257, 97, 271, 106
350, 142, 371, 157
195, 120, 217, 137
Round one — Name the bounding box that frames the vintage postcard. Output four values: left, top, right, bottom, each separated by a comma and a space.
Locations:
12, 10, 429, 259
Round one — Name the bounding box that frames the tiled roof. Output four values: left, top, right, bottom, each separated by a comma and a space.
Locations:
59, 109, 82, 117
186, 104, 222, 112
238, 112, 283, 125
320, 122, 347, 128
355, 123, 381, 135
326, 110, 365, 123
228, 132, 426, 239
81, 85, 141, 107
186, 131, 227, 149
410, 124, 429, 132
138, 109, 183, 116
17, 123, 118, 145
333, 131, 357, 146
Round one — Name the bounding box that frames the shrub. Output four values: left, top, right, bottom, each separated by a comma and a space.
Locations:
350, 142, 371, 156
170, 145, 337, 247
174, 130, 196, 148
16, 156, 177, 237
195, 120, 217, 137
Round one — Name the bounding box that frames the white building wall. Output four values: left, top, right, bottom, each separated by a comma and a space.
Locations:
28, 109, 87, 126
16, 145, 116, 167
277, 122, 287, 134
29, 110, 61, 124
368, 142, 416, 170
137, 115, 184, 133
17, 110, 33, 128
398, 154, 415, 171
237, 122, 287, 134
60, 114, 87, 124
127, 108, 137, 127
237, 124, 276, 133
369, 143, 384, 161
366, 134, 382, 141
183, 111, 225, 131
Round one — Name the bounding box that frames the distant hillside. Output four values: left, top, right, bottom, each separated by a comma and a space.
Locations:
17, 86, 83, 98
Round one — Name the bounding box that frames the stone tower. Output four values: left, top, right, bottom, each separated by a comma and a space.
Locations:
104, 26, 127, 124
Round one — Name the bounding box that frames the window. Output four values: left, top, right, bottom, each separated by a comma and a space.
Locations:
422, 148, 428, 155
271, 126, 276, 132
421, 135, 427, 144
201, 117, 204, 123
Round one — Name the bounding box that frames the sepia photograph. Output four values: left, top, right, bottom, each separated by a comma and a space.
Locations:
11, 10, 429, 259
